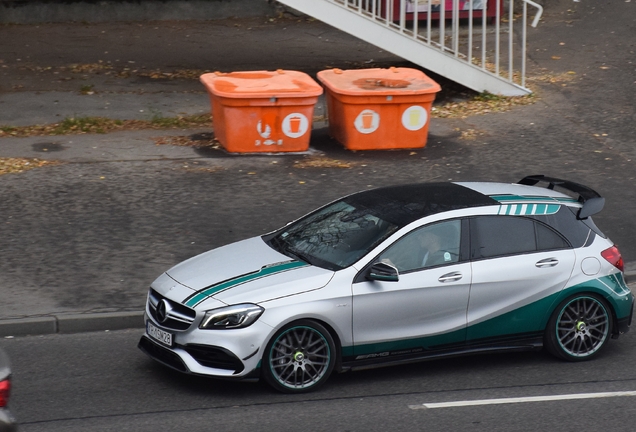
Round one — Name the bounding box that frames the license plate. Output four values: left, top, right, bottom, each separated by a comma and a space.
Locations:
146, 321, 173, 347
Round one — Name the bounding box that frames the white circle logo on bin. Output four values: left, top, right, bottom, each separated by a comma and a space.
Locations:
401, 106, 428, 131
355, 110, 380, 134
282, 113, 309, 138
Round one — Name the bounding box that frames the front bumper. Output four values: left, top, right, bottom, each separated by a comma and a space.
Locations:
138, 313, 268, 380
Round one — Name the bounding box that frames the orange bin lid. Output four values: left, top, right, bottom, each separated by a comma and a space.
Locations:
317, 67, 441, 96
201, 70, 323, 99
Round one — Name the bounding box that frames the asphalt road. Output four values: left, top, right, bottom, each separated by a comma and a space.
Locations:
2, 329, 636, 431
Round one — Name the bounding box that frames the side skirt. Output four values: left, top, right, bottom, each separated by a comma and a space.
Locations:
340, 334, 543, 372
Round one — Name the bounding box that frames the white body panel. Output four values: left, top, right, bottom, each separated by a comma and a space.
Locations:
150, 271, 195, 303
352, 262, 471, 346
166, 237, 288, 291
467, 249, 576, 334
214, 266, 334, 306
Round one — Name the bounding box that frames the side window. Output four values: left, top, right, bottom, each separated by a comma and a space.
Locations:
471, 216, 535, 259
531, 206, 590, 247
377, 220, 461, 273
536, 222, 569, 250
471, 216, 571, 260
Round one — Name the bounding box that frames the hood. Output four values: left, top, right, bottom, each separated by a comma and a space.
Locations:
166, 236, 335, 309
166, 237, 287, 291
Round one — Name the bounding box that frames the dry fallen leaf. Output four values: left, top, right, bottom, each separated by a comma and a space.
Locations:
293, 157, 355, 169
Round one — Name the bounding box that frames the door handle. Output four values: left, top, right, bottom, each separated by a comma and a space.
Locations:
439, 272, 462, 283
536, 258, 559, 268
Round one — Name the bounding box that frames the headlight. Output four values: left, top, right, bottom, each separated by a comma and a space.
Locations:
199, 304, 264, 330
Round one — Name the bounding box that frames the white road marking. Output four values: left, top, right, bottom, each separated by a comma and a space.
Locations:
410, 391, 636, 409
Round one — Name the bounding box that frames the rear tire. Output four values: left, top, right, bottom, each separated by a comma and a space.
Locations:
545, 294, 612, 361
262, 320, 336, 393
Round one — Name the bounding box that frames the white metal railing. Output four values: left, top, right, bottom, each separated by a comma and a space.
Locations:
280, 0, 543, 94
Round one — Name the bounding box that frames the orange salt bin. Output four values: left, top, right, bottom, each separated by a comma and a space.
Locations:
200, 70, 323, 153
317, 67, 441, 151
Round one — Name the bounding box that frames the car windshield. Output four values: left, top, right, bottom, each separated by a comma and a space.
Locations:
265, 200, 399, 270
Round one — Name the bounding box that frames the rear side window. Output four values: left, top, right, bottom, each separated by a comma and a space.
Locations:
470, 216, 570, 260
536, 222, 570, 250
530, 206, 593, 247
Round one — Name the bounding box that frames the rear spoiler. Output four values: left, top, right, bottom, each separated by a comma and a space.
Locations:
518, 175, 604, 219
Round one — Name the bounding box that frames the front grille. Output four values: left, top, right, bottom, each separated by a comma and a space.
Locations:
138, 336, 188, 373
184, 344, 244, 373
148, 288, 196, 331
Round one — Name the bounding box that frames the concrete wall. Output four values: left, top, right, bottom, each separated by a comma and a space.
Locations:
0, 0, 278, 23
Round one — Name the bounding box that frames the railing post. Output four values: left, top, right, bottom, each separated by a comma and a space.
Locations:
468, 0, 474, 64
440, 0, 446, 50
452, 0, 459, 56
482, 0, 487, 71
509, 0, 514, 83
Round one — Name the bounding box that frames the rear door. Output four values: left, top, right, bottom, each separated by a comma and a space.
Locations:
466, 216, 576, 342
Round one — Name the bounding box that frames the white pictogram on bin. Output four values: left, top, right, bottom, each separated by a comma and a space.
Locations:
401, 106, 428, 131
282, 113, 309, 138
354, 110, 380, 134
257, 121, 272, 138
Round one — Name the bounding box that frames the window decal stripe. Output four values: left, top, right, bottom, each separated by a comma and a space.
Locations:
498, 203, 561, 216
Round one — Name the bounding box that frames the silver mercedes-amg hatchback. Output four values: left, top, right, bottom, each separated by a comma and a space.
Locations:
139, 175, 633, 393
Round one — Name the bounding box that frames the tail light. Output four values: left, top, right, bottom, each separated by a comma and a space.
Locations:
601, 246, 624, 272
0, 378, 10, 407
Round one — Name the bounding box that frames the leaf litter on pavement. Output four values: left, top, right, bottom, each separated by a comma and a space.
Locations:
0, 158, 61, 176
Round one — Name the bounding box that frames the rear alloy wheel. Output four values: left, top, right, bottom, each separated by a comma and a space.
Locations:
263, 320, 336, 393
545, 295, 612, 361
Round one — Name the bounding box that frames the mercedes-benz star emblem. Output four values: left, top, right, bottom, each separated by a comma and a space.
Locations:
156, 299, 172, 324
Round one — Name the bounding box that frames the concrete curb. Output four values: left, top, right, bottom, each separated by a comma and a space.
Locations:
1, 268, 634, 338
0, 311, 145, 337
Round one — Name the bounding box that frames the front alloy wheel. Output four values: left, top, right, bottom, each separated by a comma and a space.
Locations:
545, 295, 612, 361
263, 320, 336, 393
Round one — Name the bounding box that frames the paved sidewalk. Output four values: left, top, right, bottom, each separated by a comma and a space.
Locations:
0, 0, 634, 337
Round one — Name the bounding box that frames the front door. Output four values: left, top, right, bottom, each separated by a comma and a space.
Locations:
352, 220, 471, 357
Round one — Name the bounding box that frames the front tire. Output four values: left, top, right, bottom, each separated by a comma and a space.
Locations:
262, 320, 336, 393
545, 294, 612, 361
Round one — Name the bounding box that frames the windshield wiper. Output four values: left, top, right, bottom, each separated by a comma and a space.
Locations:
283, 244, 314, 265
268, 235, 313, 265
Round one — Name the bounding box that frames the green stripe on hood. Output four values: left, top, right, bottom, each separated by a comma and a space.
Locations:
184, 260, 308, 308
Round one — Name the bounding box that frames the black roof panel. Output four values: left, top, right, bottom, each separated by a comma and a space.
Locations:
343, 182, 498, 227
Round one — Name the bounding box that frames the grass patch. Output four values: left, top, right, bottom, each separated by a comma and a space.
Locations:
0, 114, 211, 137
80, 84, 95, 95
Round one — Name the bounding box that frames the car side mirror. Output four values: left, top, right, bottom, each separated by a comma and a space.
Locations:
367, 262, 399, 282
